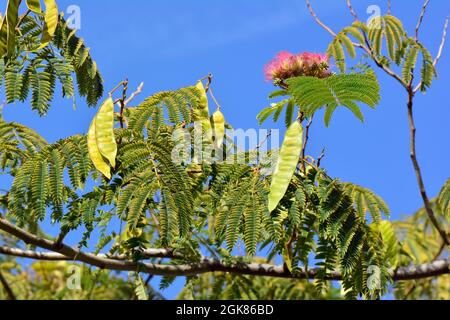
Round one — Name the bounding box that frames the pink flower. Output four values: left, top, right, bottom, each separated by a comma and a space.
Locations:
264, 51, 332, 83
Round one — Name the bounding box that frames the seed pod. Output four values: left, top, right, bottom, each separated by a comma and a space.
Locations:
95, 97, 117, 168
268, 121, 303, 212
87, 118, 111, 179
194, 81, 213, 142
211, 108, 225, 149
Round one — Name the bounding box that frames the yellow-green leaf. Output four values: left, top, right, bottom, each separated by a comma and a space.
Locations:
268, 121, 303, 212
0, 17, 7, 58
95, 97, 117, 168
377, 221, 400, 267
40, 0, 58, 49
26, 0, 42, 13
0, 0, 21, 58
87, 118, 111, 179
211, 108, 225, 149
282, 246, 293, 272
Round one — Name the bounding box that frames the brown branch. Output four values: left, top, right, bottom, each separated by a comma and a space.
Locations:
53, 230, 68, 249
118, 79, 129, 129
0, 218, 448, 281
301, 116, 314, 172
305, 0, 447, 242
108, 81, 126, 96
415, 0, 431, 40
406, 88, 450, 246
305, 0, 407, 88
387, 0, 391, 15
0, 270, 16, 300
305, 0, 337, 37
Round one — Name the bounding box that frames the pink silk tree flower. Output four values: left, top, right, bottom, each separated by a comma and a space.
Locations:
264, 51, 332, 84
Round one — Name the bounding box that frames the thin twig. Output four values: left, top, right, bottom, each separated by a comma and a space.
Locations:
124, 82, 144, 106
415, 0, 431, 40
108, 81, 126, 96
305, 0, 337, 37
16, 9, 31, 30
301, 116, 314, 172
305, 0, 407, 88
256, 130, 272, 151
317, 148, 326, 168
387, 0, 391, 15
208, 87, 222, 110
346, 0, 359, 21
203, 74, 213, 93
118, 79, 129, 129
414, 17, 448, 93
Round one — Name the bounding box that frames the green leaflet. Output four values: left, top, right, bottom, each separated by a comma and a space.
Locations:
26, 0, 42, 13
194, 81, 212, 141
268, 121, 303, 212
0, 0, 21, 58
375, 221, 400, 268
40, 0, 59, 49
286, 72, 380, 126
134, 273, 149, 300
87, 118, 111, 179
95, 97, 117, 168
211, 108, 225, 149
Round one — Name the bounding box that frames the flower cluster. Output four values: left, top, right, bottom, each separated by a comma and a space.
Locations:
264, 51, 332, 83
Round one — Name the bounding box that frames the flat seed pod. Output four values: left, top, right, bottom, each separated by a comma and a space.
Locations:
87, 118, 111, 179
268, 121, 303, 212
194, 81, 213, 142
211, 109, 225, 149
95, 97, 117, 167
193, 81, 210, 121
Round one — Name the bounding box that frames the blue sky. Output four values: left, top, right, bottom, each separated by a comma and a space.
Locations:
1, 0, 450, 299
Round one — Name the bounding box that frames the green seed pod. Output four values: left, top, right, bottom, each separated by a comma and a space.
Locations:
268, 121, 303, 212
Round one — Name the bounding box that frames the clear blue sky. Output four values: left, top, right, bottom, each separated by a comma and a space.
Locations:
1, 0, 450, 299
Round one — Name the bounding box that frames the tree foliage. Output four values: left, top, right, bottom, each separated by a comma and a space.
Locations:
0, 0, 448, 300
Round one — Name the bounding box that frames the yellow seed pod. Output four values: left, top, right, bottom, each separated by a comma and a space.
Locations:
95, 97, 117, 168
268, 121, 303, 212
194, 81, 213, 142
87, 118, 111, 179
211, 109, 225, 149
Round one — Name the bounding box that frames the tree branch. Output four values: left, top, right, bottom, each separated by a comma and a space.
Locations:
305, 0, 337, 37
406, 88, 450, 246
304, 0, 407, 89
346, 0, 359, 21
301, 115, 314, 172
414, 17, 448, 93
415, 0, 431, 40
0, 218, 448, 281
124, 82, 144, 107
